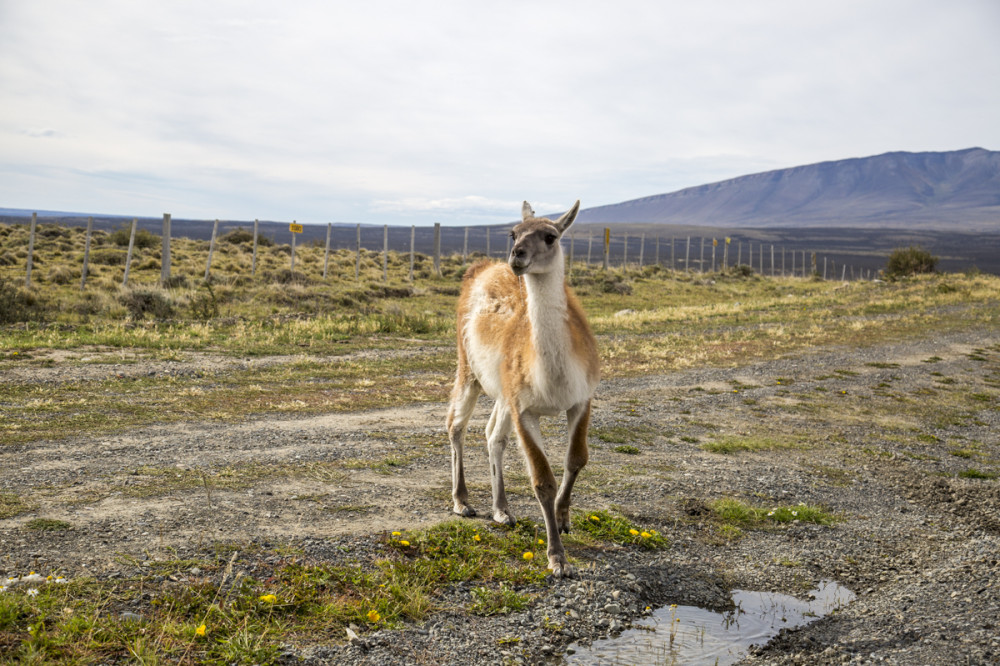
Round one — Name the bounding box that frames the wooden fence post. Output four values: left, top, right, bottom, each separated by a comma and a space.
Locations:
251, 219, 259, 277
671, 237, 675, 271
463, 227, 469, 263
409, 225, 415, 282
506, 231, 511, 259
205, 219, 219, 280
80, 216, 93, 289
160, 213, 172, 286
25, 212, 37, 287
711, 238, 717, 272
699, 237, 705, 273
290, 221, 297, 272
603, 228, 610, 271
655, 236, 660, 265
685, 236, 691, 273
323, 222, 332, 279
587, 233, 593, 265
485, 226, 490, 258
433, 222, 441, 276
623, 232, 628, 269
355, 223, 361, 281
382, 224, 389, 283
722, 237, 729, 271
639, 233, 645, 267
122, 218, 137, 286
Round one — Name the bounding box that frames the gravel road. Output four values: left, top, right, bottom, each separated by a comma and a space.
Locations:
2, 328, 998, 664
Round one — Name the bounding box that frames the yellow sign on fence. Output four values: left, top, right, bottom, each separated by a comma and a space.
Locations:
289, 223, 303, 234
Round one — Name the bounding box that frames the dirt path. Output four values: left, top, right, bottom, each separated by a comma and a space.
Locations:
2, 328, 999, 664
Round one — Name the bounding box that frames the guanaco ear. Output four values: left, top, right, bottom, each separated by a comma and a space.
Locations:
553, 200, 580, 236
521, 201, 535, 222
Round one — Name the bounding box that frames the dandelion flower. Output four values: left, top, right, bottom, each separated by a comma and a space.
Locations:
538, 539, 545, 545
399, 540, 410, 547
522, 552, 534, 561
367, 609, 381, 623
589, 515, 600, 522
629, 529, 639, 536
391, 531, 401, 537
473, 534, 481, 542
641, 531, 651, 539
195, 624, 207, 637
259, 594, 278, 604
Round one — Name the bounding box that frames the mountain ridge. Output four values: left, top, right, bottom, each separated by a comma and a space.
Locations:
575, 148, 1000, 230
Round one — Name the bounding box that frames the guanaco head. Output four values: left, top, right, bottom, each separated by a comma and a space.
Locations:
508, 200, 580, 276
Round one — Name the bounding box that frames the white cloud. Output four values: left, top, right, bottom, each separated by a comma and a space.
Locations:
0, 0, 998, 224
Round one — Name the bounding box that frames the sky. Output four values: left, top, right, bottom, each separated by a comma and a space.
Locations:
1, 1, 999, 227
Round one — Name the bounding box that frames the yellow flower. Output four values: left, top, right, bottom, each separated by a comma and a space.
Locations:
522, 551, 533, 561
399, 540, 410, 547
589, 515, 600, 522
195, 624, 207, 637
391, 531, 401, 537
367, 609, 381, 623
473, 534, 481, 542
640, 531, 651, 538
537, 539, 544, 545
259, 594, 277, 604
629, 529, 639, 536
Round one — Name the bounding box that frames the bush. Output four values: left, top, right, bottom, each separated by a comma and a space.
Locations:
89, 248, 127, 266
885, 246, 937, 279
0, 278, 43, 324
109, 225, 159, 250
219, 228, 273, 246
119, 287, 176, 319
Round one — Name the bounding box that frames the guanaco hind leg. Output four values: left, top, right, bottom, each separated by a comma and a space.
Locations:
446, 378, 480, 517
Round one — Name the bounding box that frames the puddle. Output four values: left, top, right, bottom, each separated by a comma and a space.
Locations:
566, 580, 855, 665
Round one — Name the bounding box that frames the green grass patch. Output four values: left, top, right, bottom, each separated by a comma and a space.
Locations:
958, 468, 997, 480
0, 492, 35, 519
701, 435, 808, 455
572, 510, 668, 549
613, 445, 640, 455
710, 497, 838, 531
23, 518, 72, 531
0, 520, 559, 664
469, 584, 531, 616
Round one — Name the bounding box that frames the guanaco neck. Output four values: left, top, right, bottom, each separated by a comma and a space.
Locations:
522, 251, 571, 379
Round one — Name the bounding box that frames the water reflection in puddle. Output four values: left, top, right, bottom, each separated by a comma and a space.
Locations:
566, 580, 855, 665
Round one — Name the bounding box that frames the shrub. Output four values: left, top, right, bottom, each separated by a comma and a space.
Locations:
885, 246, 937, 279
47, 265, 79, 285
109, 225, 159, 249
0, 277, 43, 324
220, 228, 273, 245
119, 287, 176, 319
90, 248, 127, 266
189, 282, 220, 320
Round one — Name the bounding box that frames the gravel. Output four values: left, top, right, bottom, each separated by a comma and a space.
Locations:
1, 327, 998, 664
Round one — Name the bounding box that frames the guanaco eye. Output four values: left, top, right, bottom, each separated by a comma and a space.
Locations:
544, 234, 557, 245
509, 231, 516, 240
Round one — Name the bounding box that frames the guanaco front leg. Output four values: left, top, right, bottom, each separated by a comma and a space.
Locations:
486, 401, 516, 526
514, 408, 572, 578
555, 400, 590, 534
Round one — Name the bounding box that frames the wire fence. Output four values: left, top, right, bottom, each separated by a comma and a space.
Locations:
16, 212, 881, 289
